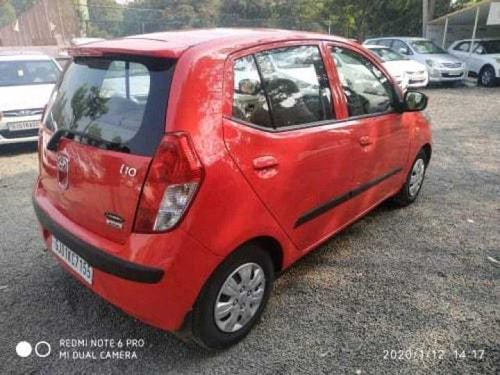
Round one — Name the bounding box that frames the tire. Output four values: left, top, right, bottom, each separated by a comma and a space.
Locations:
392, 150, 428, 206
479, 66, 496, 87
190, 243, 274, 349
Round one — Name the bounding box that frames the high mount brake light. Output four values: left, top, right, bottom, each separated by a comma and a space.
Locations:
134, 132, 204, 233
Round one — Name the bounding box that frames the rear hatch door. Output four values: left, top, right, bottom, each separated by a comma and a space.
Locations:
39, 55, 175, 244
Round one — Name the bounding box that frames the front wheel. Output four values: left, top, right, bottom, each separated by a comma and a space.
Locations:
191, 244, 274, 349
392, 150, 427, 206
479, 66, 496, 87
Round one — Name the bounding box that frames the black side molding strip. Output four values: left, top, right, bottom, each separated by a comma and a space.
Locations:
33, 201, 164, 284
295, 167, 403, 228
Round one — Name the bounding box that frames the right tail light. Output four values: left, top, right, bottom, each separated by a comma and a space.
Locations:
134, 132, 204, 233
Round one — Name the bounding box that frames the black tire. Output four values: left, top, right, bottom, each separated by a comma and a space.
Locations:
479, 66, 496, 87
392, 150, 428, 206
190, 243, 274, 349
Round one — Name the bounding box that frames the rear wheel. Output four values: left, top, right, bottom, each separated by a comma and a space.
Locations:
191, 243, 274, 349
479, 66, 496, 87
392, 150, 427, 206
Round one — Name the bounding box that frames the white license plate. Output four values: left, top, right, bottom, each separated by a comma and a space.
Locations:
51, 237, 93, 284
8, 121, 39, 131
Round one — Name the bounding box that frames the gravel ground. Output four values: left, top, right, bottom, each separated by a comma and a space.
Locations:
0, 87, 499, 374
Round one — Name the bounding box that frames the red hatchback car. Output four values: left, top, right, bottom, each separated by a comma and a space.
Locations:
33, 29, 431, 349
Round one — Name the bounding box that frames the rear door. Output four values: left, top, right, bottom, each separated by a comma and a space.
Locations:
328, 44, 409, 212
39, 55, 175, 244
223, 43, 357, 250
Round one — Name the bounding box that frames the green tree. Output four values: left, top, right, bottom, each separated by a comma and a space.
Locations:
87, 0, 124, 38
0, 0, 16, 29
9, 0, 37, 14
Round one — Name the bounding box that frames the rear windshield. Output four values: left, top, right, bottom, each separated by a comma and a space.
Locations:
44, 56, 175, 156
0, 60, 60, 86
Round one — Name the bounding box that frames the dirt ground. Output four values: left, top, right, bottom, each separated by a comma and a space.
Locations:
0, 87, 498, 374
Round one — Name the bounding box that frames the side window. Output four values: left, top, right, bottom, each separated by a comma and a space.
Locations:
378, 39, 393, 48
254, 45, 334, 128
455, 42, 470, 52
473, 43, 485, 54
331, 47, 396, 117
232, 55, 272, 128
392, 40, 411, 55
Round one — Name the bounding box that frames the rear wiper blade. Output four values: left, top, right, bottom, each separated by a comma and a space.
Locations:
46, 129, 130, 153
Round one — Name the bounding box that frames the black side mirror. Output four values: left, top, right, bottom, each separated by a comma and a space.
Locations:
402, 91, 428, 112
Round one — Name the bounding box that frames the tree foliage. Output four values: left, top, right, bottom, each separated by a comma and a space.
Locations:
0, 0, 478, 41
0, 0, 17, 28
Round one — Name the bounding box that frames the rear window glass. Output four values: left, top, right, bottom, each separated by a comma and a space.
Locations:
44, 56, 175, 156
0, 60, 60, 86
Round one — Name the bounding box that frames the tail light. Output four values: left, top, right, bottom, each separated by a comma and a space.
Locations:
134, 132, 204, 233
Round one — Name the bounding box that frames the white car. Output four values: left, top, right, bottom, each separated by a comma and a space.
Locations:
0, 53, 61, 145
365, 45, 429, 90
448, 39, 500, 87
364, 37, 466, 84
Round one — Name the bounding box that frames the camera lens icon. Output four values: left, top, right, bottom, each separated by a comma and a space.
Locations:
16, 341, 32, 358
16, 341, 51, 358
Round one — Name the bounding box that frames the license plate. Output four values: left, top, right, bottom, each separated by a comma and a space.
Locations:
8, 121, 39, 131
51, 237, 93, 284
446, 72, 462, 77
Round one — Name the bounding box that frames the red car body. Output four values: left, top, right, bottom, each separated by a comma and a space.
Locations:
33, 29, 431, 336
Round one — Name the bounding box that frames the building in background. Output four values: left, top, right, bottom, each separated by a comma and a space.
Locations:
427, 0, 500, 48
0, 0, 81, 47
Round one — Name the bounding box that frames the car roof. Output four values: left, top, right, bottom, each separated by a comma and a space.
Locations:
451, 38, 500, 43
367, 37, 427, 41
70, 28, 350, 59
364, 44, 389, 49
0, 53, 54, 62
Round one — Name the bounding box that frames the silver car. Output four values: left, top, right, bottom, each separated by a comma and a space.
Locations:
364, 37, 466, 84
0, 53, 61, 145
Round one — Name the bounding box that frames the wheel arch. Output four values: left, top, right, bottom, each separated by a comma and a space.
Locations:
243, 236, 284, 274
480, 63, 496, 76
421, 143, 432, 165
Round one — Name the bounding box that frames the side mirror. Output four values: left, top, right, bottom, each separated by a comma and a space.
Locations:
402, 91, 428, 112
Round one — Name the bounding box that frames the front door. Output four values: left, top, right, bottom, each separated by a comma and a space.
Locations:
328, 45, 410, 213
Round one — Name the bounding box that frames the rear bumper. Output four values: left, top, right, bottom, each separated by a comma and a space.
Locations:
33, 201, 164, 283
32, 187, 222, 331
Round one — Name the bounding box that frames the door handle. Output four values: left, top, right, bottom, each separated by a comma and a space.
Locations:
253, 156, 279, 170
359, 136, 372, 147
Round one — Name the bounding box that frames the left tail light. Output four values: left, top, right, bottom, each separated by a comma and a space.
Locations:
134, 132, 204, 233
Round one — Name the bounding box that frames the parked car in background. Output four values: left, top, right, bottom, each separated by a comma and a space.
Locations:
33, 29, 432, 349
0, 53, 61, 145
448, 38, 500, 87
364, 37, 466, 84
365, 45, 428, 89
